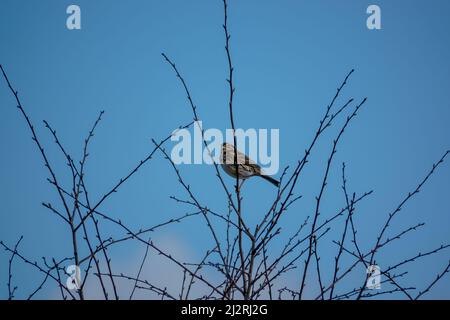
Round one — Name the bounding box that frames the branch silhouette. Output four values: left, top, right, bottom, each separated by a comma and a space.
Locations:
1, 0, 449, 300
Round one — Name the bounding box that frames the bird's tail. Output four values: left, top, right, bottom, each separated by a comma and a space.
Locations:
260, 175, 280, 187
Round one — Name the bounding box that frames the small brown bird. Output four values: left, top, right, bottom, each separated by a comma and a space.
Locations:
221, 143, 280, 187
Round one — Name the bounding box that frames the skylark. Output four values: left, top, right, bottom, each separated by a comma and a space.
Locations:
221, 143, 280, 187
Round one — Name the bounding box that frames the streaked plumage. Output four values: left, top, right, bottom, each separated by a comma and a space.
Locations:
220, 143, 280, 187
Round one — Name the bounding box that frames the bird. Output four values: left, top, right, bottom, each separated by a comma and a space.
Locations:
220, 143, 280, 187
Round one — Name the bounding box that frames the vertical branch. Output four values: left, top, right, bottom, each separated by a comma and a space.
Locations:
299, 98, 367, 299
222, 0, 253, 299
160, 54, 246, 231
184, 247, 217, 300
254, 73, 355, 253
329, 163, 355, 299
7, 236, 23, 300
77, 111, 119, 300
43, 120, 109, 300
0, 241, 77, 299
0, 65, 84, 300
261, 242, 273, 300
152, 141, 240, 297
222, 1, 243, 297
356, 150, 450, 299
52, 258, 67, 300
130, 237, 151, 300
313, 236, 324, 300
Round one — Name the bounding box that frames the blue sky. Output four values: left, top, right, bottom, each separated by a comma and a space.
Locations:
0, 0, 449, 299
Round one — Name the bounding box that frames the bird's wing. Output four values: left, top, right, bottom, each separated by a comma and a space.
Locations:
236, 149, 257, 165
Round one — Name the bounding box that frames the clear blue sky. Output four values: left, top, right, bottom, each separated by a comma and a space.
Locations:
0, 0, 449, 299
